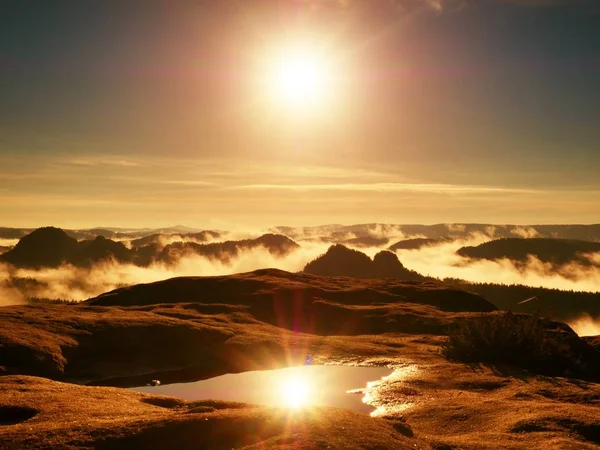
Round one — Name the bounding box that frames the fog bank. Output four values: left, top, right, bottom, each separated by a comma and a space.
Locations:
569, 315, 600, 337
392, 233, 600, 293
2, 231, 600, 307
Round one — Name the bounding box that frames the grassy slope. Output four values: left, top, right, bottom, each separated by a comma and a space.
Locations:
384, 361, 600, 449
1, 269, 600, 448
1, 269, 497, 383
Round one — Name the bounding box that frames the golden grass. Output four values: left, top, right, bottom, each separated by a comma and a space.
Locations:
1, 270, 600, 448
0, 376, 424, 450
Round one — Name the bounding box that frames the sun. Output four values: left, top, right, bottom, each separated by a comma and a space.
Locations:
267, 44, 332, 110
280, 375, 311, 408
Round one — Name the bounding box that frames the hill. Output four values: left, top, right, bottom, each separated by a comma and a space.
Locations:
2, 269, 600, 449
0, 227, 80, 268
1, 268, 496, 382
303, 245, 426, 281
457, 238, 600, 267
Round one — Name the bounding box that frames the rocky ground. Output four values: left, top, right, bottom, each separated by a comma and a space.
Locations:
1, 269, 599, 449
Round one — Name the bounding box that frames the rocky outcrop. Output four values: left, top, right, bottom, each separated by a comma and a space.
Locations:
303, 245, 425, 281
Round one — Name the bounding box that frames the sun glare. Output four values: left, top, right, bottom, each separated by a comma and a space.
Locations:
280, 375, 311, 408
267, 44, 332, 110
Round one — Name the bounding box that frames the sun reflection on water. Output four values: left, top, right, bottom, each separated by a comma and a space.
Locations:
280, 375, 311, 408
132, 364, 414, 415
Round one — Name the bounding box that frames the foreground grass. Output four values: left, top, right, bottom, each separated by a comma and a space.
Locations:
0, 376, 422, 450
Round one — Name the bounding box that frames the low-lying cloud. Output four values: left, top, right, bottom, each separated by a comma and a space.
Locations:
0, 238, 19, 248
0, 241, 333, 305
510, 226, 541, 239
568, 315, 600, 337
393, 233, 600, 293
2, 230, 600, 308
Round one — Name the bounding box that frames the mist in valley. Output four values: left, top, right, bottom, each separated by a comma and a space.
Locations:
569, 315, 600, 337
0, 241, 333, 304
393, 234, 600, 293
2, 226, 600, 312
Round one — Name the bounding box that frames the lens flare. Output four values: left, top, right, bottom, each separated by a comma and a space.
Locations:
280, 375, 310, 408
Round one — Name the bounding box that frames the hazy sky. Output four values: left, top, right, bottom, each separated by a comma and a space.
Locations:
1, 0, 599, 228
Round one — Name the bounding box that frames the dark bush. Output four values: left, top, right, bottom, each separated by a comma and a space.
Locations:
442, 312, 600, 380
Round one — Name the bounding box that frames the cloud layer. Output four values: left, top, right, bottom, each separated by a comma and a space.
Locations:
569, 315, 600, 337
1, 154, 599, 228
2, 228, 600, 311
394, 234, 600, 292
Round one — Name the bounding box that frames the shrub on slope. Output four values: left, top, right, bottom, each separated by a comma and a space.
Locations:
442, 312, 600, 381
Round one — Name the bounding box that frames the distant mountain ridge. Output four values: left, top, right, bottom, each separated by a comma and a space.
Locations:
273, 223, 600, 242
158, 234, 299, 264
129, 230, 221, 248
2, 223, 600, 243
0, 227, 299, 268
